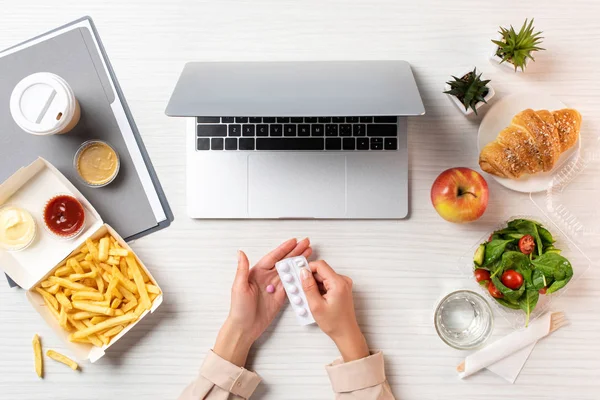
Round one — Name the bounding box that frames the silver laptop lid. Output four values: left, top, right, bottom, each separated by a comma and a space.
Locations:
165, 60, 425, 117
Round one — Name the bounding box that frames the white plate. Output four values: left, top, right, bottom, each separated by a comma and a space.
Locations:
477, 92, 581, 193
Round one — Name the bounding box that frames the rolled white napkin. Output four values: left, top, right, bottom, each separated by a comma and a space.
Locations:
458, 312, 556, 379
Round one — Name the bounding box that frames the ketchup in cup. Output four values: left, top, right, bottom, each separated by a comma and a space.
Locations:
43, 195, 85, 239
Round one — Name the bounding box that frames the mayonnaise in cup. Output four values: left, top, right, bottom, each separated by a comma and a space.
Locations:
0, 206, 37, 251
9, 72, 81, 136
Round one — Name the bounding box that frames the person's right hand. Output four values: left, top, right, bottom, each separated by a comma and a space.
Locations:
300, 260, 370, 362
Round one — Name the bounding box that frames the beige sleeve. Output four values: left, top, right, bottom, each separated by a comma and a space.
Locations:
179, 351, 262, 400
325, 352, 396, 400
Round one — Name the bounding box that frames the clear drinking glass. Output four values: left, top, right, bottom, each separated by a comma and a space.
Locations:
434, 290, 494, 350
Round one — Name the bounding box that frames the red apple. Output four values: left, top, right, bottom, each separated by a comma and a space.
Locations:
431, 167, 488, 223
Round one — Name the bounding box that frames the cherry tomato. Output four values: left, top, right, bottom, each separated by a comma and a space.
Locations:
487, 281, 503, 298
519, 234, 536, 255
501, 269, 524, 290
539, 287, 547, 295
474, 269, 491, 282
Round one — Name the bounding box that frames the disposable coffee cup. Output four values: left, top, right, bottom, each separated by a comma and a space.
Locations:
10, 72, 81, 136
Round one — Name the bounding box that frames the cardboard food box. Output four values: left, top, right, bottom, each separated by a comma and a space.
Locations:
0, 158, 163, 362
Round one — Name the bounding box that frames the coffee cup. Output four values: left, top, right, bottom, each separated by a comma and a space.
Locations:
10, 72, 81, 136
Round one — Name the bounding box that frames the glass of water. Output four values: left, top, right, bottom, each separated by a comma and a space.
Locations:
434, 290, 494, 350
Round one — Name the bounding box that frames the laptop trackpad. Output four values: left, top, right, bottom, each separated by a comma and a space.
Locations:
248, 154, 346, 218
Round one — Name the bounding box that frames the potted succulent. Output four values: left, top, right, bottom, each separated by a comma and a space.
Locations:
444, 67, 494, 116
491, 18, 545, 72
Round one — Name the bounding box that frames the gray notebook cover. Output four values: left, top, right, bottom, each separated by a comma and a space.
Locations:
0, 17, 173, 287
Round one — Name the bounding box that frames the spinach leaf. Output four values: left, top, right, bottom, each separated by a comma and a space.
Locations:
495, 297, 521, 310
531, 269, 545, 291
508, 219, 543, 256
520, 289, 539, 326
538, 226, 555, 245
492, 276, 525, 302
531, 253, 574, 294
484, 239, 515, 267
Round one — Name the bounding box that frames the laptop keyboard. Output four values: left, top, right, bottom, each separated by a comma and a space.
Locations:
195, 116, 399, 151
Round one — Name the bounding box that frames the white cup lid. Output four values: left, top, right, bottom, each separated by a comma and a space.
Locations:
10, 73, 77, 135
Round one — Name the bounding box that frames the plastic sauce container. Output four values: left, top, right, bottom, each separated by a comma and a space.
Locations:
0, 205, 37, 251
10, 72, 81, 136
42, 195, 86, 240
74, 140, 120, 187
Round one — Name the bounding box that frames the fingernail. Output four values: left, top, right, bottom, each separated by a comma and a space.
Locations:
237, 250, 242, 262
300, 268, 311, 280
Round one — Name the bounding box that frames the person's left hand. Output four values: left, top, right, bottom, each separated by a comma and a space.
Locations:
214, 238, 312, 366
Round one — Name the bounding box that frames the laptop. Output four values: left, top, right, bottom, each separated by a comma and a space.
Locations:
166, 61, 424, 219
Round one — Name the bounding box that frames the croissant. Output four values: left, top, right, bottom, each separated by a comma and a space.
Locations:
479, 108, 582, 179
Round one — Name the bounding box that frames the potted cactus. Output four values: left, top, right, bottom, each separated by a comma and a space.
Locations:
444, 67, 494, 116
491, 18, 545, 72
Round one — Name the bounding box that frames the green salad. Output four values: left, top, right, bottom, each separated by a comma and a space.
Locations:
472, 219, 573, 326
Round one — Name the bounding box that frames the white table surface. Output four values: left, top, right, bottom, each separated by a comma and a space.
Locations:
1, 1, 599, 399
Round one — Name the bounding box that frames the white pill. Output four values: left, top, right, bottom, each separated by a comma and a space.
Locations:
297, 308, 307, 316
288, 285, 299, 294
280, 263, 290, 272
295, 259, 305, 267
291, 296, 302, 305
282, 273, 294, 283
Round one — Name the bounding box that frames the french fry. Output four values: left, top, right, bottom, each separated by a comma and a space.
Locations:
102, 325, 124, 338
32, 334, 43, 378
46, 350, 78, 370
149, 293, 158, 302
69, 337, 91, 344
71, 311, 101, 321
133, 301, 147, 317
121, 301, 137, 313
85, 253, 93, 261
72, 291, 104, 301
140, 267, 150, 283
109, 248, 129, 257
90, 316, 108, 324
110, 266, 138, 294
111, 298, 122, 309
86, 238, 99, 260
98, 237, 110, 262
34, 288, 58, 310
54, 265, 74, 277
67, 317, 103, 347
98, 262, 113, 274
64, 288, 72, 297
106, 256, 120, 266
46, 283, 61, 295
48, 276, 93, 292
105, 273, 119, 302
55, 292, 73, 310
70, 314, 137, 340
146, 284, 161, 294
95, 273, 105, 294
72, 301, 116, 316
79, 245, 89, 254
41, 280, 54, 288
69, 270, 97, 281
83, 278, 97, 288
80, 260, 92, 269
119, 258, 128, 278
127, 267, 134, 280
114, 309, 124, 316
42, 296, 61, 321
117, 286, 136, 303
126, 255, 150, 310
59, 305, 68, 330
69, 258, 84, 274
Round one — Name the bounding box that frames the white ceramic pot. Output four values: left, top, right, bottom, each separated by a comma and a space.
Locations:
444, 67, 495, 116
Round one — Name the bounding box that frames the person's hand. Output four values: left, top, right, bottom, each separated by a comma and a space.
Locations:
214, 238, 312, 366
301, 260, 370, 362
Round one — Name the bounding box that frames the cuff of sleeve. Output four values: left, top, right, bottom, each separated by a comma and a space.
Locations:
200, 351, 262, 399
325, 351, 387, 393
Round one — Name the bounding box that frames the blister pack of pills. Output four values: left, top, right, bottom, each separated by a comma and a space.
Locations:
275, 256, 315, 325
